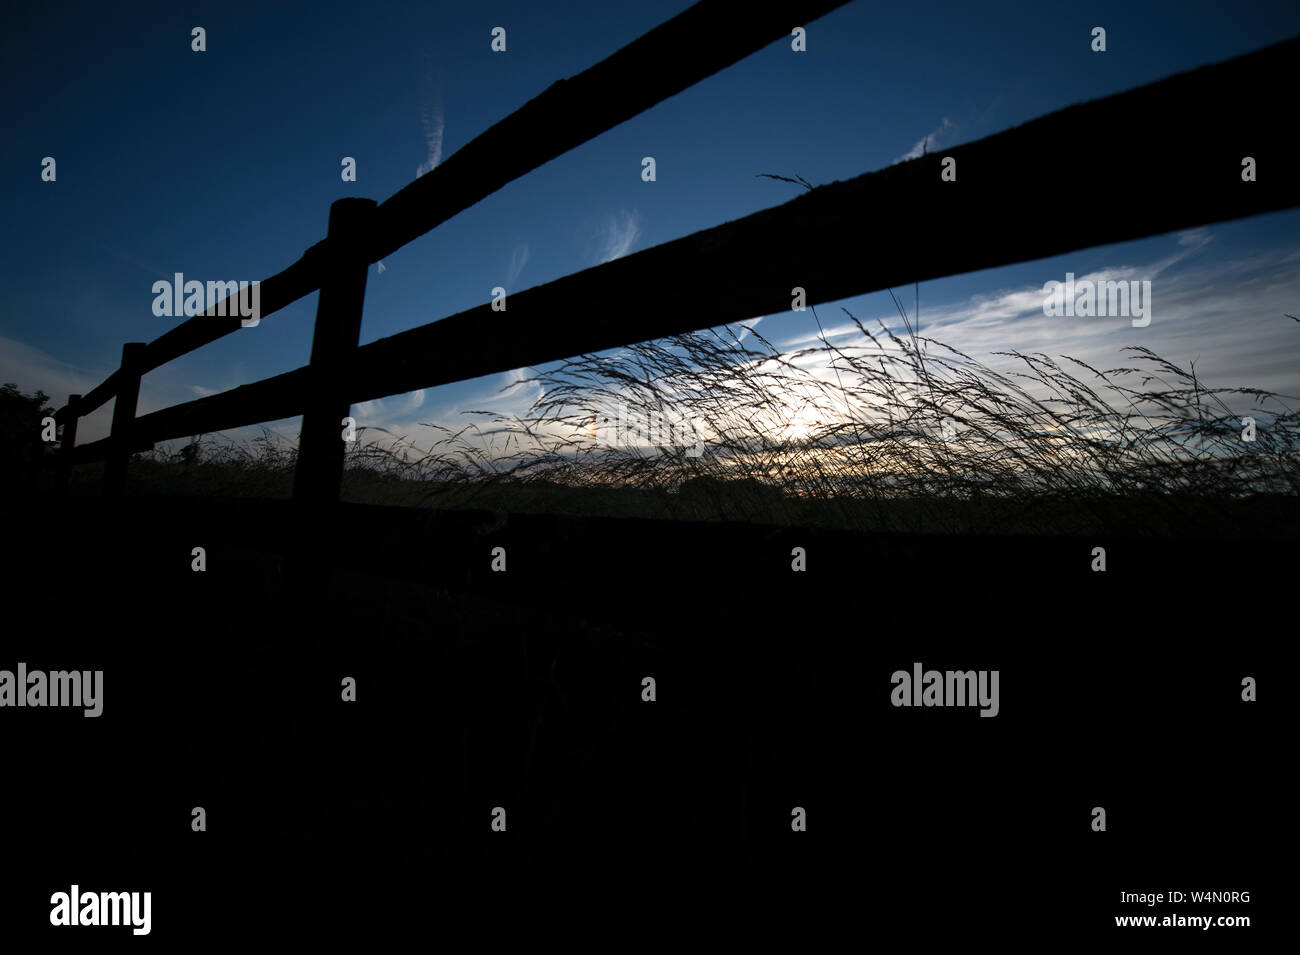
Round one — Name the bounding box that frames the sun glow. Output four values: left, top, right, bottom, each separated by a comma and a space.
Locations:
778, 405, 826, 443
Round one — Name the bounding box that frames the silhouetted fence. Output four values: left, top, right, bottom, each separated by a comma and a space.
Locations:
52, 0, 1300, 503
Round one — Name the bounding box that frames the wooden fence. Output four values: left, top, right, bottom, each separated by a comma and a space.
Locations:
52, 0, 1300, 502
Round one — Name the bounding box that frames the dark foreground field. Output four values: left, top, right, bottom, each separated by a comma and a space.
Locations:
0, 492, 1286, 943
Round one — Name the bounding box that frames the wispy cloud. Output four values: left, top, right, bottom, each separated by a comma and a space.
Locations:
507, 243, 530, 287
0, 335, 101, 407
417, 105, 444, 177
416, 57, 444, 178
775, 230, 1300, 400
596, 209, 641, 264
0, 335, 223, 444
894, 117, 956, 164
92, 239, 169, 280
736, 316, 763, 344
781, 228, 1220, 350
337, 367, 547, 460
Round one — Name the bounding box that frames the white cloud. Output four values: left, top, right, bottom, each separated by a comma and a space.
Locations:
735, 316, 764, 344
0, 336, 102, 407
596, 209, 641, 264
416, 59, 444, 178
417, 105, 444, 177
775, 234, 1300, 405
0, 336, 238, 445
894, 117, 956, 164
1177, 228, 1213, 249
507, 243, 530, 287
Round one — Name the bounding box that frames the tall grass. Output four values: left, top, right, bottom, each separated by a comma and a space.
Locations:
111, 311, 1300, 536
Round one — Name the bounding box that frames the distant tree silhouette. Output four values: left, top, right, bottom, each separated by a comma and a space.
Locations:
678, 474, 786, 522
1, 383, 57, 496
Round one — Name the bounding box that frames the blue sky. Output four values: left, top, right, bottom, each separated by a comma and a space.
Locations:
2, 0, 1298, 451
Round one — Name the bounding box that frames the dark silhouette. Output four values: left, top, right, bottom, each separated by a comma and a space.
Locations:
0, 383, 55, 496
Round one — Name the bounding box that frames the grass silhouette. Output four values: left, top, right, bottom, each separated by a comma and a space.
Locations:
63, 310, 1298, 539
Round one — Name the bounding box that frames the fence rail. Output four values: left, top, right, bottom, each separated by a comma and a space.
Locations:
53, 0, 1300, 502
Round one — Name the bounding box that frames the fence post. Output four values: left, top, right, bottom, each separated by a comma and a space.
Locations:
103, 343, 146, 497
59, 394, 81, 495
293, 197, 377, 504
